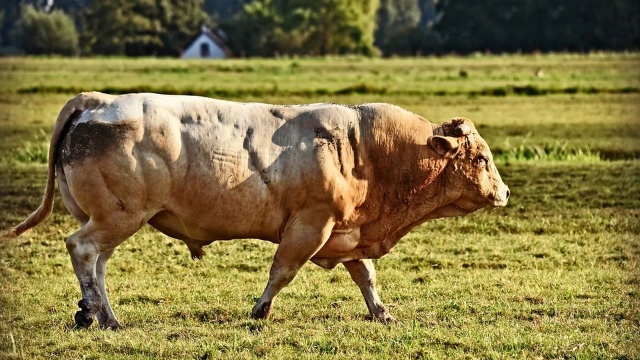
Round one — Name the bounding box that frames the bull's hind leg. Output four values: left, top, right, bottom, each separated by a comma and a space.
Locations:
251, 208, 335, 319
66, 215, 141, 328
343, 259, 395, 323
96, 249, 121, 329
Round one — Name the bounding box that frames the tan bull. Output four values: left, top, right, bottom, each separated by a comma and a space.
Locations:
3, 92, 509, 328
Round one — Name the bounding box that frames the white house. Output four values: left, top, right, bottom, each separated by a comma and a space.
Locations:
181, 25, 232, 59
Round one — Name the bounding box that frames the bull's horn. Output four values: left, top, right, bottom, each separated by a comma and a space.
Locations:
454, 123, 471, 137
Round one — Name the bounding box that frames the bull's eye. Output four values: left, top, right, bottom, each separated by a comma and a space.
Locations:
476, 156, 488, 168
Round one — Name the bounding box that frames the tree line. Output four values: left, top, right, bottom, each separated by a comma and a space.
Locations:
1, 0, 638, 57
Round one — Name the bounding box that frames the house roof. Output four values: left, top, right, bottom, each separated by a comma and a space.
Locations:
183, 25, 233, 57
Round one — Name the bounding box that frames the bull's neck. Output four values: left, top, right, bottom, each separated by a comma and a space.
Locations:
358, 161, 452, 250
355, 113, 453, 246
364, 116, 450, 194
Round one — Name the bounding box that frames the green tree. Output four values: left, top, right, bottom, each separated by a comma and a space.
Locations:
158, 0, 211, 56
225, 0, 380, 57
222, 0, 279, 56
204, 0, 249, 19
16, 4, 79, 55
538, 0, 639, 51
0, 0, 19, 47
434, 0, 639, 53
83, 0, 209, 56
284, 0, 380, 55
375, 0, 420, 49
82, 0, 129, 55
0, 9, 4, 44
375, 0, 441, 56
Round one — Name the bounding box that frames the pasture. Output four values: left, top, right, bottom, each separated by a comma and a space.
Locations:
0, 54, 639, 359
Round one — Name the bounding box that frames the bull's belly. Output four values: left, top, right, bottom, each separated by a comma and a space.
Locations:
148, 200, 282, 243
147, 150, 291, 242
149, 206, 364, 253
315, 228, 362, 257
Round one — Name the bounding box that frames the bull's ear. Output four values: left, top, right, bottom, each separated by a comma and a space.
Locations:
428, 136, 459, 157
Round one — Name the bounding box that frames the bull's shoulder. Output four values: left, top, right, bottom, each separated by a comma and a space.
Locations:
274, 102, 360, 123
357, 102, 424, 124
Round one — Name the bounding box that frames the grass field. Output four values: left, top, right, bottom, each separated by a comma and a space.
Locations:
0, 54, 639, 359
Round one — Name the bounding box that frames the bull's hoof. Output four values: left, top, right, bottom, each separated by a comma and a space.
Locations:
251, 301, 271, 320
373, 313, 396, 324
371, 305, 396, 324
74, 311, 94, 328
98, 314, 122, 330
100, 320, 123, 330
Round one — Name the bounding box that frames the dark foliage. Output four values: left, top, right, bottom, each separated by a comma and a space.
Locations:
434, 0, 640, 53
82, 0, 209, 56
15, 4, 79, 56
0, 0, 638, 56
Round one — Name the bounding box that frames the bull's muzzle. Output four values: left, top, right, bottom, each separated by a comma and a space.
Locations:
492, 185, 510, 207
489, 184, 511, 207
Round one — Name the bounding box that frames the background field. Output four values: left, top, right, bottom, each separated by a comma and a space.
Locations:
0, 54, 638, 359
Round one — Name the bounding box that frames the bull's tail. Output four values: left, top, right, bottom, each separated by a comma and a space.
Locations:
2, 92, 109, 241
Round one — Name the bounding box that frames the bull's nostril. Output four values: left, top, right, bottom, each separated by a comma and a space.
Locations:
506, 189, 510, 199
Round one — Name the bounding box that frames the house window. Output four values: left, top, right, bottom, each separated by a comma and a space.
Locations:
200, 43, 210, 57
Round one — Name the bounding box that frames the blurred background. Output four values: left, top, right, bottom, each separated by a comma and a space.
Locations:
1, 1, 639, 358
1, 0, 638, 57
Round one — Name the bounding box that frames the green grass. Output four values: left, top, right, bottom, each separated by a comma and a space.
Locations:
2, 53, 638, 96
1, 54, 639, 359
493, 142, 602, 163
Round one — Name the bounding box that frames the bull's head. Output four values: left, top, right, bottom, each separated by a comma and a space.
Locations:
428, 117, 509, 213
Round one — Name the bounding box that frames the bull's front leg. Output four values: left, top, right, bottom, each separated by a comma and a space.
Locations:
343, 259, 395, 324
251, 208, 335, 320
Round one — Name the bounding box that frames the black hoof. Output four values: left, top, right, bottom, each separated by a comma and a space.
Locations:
251, 301, 271, 320
78, 299, 94, 312
100, 321, 123, 330
74, 311, 94, 328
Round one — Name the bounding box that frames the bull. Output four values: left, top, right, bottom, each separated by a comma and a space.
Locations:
3, 92, 509, 328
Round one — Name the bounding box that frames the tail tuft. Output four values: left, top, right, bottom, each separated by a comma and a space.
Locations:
2, 228, 20, 242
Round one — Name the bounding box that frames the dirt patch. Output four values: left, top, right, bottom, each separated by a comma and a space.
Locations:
60, 121, 135, 166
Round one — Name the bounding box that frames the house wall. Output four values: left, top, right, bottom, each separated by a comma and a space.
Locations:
181, 35, 226, 59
